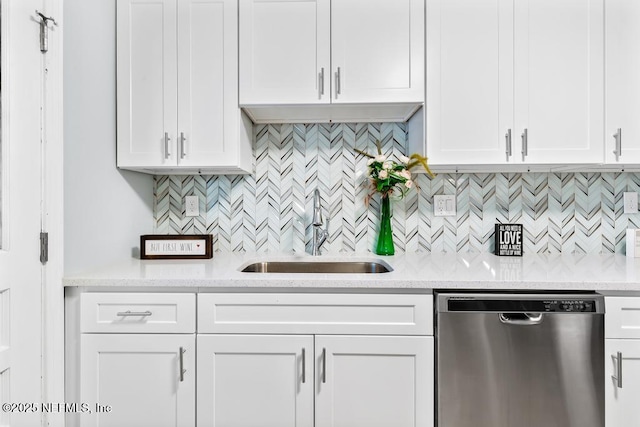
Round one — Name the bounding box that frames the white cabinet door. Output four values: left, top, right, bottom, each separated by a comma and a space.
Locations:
605, 339, 640, 427
315, 335, 434, 427
197, 334, 314, 427
239, 0, 331, 105
514, 0, 604, 164
331, 0, 424, 104
80, 334, 195, 427
117, 0, 178, 168
605, 0, 640, 164
177, 0, 242, 168
426, 0, 514, 166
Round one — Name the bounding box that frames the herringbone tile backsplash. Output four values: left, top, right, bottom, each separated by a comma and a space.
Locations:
154, 123, 640, 255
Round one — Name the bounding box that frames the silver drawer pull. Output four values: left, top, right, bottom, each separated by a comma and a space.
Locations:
613, 128, 622, 161
179, 347, 186, 382
164, 132, 171, 159
322, 348, 327, 383
302, 348, 306, 384
612, 351, 623, 388
505, 129, 512, 161
116, 310, 152, 317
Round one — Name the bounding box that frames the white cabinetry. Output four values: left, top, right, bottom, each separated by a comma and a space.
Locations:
78, 293, 197, 427
605, 297, 640, 427
605, 0, 640, 165
197, 334, 314, 427
239, 0, 424, 123
117, 0, 253, 174
197, 293, 434, 427
426, 0, 603, 168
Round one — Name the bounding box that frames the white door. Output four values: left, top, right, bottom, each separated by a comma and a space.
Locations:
514, 0, 604, 164
605, 339, 640, 427
197, 334, 314, 427
0, 2, 51, 426
80, 334, 196, 427
177, 0, 238, 168
426, 0, 514, 166
605, 0, 640, 164
238, 0, 331, 105
116, 0, 178, 168
315, 335, 434, 427
331, 0, 424, 104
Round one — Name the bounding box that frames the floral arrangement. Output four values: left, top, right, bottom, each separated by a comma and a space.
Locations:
356, 141, 435, 199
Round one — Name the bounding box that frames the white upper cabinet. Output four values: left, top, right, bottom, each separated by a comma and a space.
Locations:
117, 0, 253, 174
426, 0, 604, 168
330, 0, 425, 104
239, 0, 425, 123
239, 0, 330, 105
426, 0, 514, 166
514, 0, 603, 165
605, 0, 640, 164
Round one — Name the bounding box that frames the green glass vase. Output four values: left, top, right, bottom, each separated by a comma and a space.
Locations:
375, 195, 395, 255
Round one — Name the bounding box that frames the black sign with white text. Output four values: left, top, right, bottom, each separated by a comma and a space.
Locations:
494, 224, 523, 256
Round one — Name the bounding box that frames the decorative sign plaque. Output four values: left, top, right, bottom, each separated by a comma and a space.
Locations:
140, 235, 213, 259
494, 224, 523, 257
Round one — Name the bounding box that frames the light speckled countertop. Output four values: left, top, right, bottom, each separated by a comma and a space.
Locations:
62, 252, 640, 293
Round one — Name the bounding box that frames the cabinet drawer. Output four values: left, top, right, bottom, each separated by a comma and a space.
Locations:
198, 293, 433, 335
81, 293, 196, 333
606, 296, 640, 338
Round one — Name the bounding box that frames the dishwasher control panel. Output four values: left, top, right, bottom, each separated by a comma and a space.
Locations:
543, 300, 597, 312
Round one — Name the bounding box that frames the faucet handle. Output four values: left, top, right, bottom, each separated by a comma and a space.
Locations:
313, 189, 323, 226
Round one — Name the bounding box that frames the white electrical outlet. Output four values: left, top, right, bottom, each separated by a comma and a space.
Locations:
434, 195, 456, 217
185, 195, 200, 217
624, 192, 638, 214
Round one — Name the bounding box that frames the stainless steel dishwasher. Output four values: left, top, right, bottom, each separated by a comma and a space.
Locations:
436, 292, 604, 427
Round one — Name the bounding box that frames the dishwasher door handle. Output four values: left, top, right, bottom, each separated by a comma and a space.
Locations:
499, 312, 544, 325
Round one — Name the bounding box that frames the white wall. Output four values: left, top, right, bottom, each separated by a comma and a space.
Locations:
64, 0, 154, 274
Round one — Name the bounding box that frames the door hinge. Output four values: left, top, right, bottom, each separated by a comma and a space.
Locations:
40, 232, 48, 264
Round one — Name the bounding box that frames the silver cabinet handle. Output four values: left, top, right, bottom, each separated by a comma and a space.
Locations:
613, 128, 622, 161
612, 351, 623, 388
322, 348, 326, 383
302, 348, 306, 383
116, 310, 152, 317
164, 132, 171, 159
335, 67, 341, 97
521, 128, 528, 160
180, 132, 187, 159
319, 68, 325, 99
179, 347, 186, 382
505, 129, 512, 161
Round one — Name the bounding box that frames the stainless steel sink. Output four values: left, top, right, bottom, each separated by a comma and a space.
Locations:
240, 260, 393, 274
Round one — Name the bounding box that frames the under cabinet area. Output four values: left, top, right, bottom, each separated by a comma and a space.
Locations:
426, 0, 604, 168
238, 0, 424, 123
67, 291, 434, 427
116, 0, 253, 174
604, 297, 640, 427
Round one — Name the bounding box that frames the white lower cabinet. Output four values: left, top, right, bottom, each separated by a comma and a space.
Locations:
315, 335, 433, 427
605, 339, 640, 427
197, 334, 315, 427
80, 334, 196, 427
197, 334, 433, 427
605, 297, 640, 427
75, 292, 433, 427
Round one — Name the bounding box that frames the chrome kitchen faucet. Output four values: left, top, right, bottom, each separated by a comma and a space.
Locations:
311, 189, 329, 255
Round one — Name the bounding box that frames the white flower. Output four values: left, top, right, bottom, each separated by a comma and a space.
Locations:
367, 158, 375, 166
379, 170, 389, 179
399, 155, 410, 164
401, 169, 411, 179
375, 154, 386, 162
405, 180, 414, 188
383, 161, 393, 170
